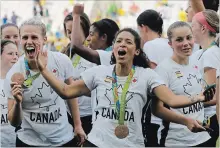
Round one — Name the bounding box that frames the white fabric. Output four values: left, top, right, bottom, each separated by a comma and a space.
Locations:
71, 54, 97, 117
0, 79, 16, 147
190, 45, 220, 118
143, 38, 173, 126
97, 50, 112, 66
5, 51, 74, 146
156, 58, 210, 146
143, 38, 173, 65
81, 65, 164, 147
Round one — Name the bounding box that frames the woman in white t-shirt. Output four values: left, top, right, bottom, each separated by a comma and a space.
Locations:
5, 18, 86, 147
0, 40, 19, 147
191, 9, 219, 143
61, 11, 94, 135
34, 20, 214, 147
70, 5, 119, 66
153, 21, 213, 147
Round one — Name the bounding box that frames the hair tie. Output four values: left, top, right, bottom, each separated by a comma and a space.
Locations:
194, 12, 216, 33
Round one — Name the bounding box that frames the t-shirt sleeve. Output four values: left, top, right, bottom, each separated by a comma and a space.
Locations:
155, 65, 170, 86
97, 50, 112, 66
143, 43, 158, 65
55, 52, 74, 80
80, 66, 100, 91
202, 47, 220, 70
145, 68, 165, 93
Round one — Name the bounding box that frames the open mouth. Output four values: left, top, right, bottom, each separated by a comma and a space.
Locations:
26, 46, 36, 58
118, 49, 127, 56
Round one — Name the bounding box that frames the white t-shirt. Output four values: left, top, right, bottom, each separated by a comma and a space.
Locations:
0, 79, 16, 147
143, 38, 173, 126
190, 45, 220, 118
97, 50, 112, 66
5, 51, 74, 146
71, 54, 97, 117
81, 65, 164, 147
143, 38, 173, 65
156, 58, 210, 146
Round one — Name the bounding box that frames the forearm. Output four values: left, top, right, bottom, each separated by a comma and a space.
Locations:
190, 0, 205, 13
204, 99, 216, 107
169, 95, 200, 108
153, 106, 188, 126
67, 98, 82, 127
8, 101, 23, 127
41, 68, 71, 99
71, 14, 100, 64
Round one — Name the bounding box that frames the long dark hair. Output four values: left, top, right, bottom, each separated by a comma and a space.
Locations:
137, 9, 163, 37
110, 28, 151, 68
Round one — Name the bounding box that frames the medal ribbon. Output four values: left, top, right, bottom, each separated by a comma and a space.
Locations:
71, 41, 89, 67
24, 58, 40, 87
112, 65, 135, 125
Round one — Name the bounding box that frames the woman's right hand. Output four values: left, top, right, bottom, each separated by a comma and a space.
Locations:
185, 118, 206, 133
11, 82, 23, 103
73, 3, 84, 15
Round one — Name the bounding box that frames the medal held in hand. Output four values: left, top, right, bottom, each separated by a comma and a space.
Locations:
11, 73, 25, 85
112, 66, 135, 139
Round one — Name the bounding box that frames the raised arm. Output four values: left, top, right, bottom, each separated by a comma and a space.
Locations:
153, 85, 206, 108
71, 4, 101, 65
190, 0, 205, 13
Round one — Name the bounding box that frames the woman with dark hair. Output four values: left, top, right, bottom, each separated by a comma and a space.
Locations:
61, 12, 90, 56
61, 11, 94, 135
1, 40, 19, 147
137, 9, 173, 69
136, 9, 173, 147
70, 4, 119, 66
30, 8, 214, 146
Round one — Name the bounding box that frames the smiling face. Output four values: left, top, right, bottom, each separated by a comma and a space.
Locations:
20, 25, 46, 62
113, 31, 140, 65
169, 26, 194, 59
2, 26, 20, 47
1, 43, 19, 69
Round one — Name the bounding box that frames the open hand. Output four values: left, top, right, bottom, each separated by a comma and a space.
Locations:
73, 3, 84, 15
36, 46, 48, 72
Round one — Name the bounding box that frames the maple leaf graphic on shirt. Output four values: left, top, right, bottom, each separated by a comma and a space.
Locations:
104, 84, 135, 108
30, 82, 58, 111
0, 90, 7, 109
183, 74, 202, 96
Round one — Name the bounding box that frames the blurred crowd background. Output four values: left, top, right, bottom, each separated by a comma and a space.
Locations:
1, 0, 189, 52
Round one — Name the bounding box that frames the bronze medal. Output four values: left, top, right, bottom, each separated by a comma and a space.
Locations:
11, 73, 25, 85
115, 125, 129, 139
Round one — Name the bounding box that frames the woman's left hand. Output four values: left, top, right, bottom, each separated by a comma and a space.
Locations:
36, 46, 48, 72
74, 125, 87, 146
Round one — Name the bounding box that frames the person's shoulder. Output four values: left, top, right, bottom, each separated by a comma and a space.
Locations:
156, 58, 171, 70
